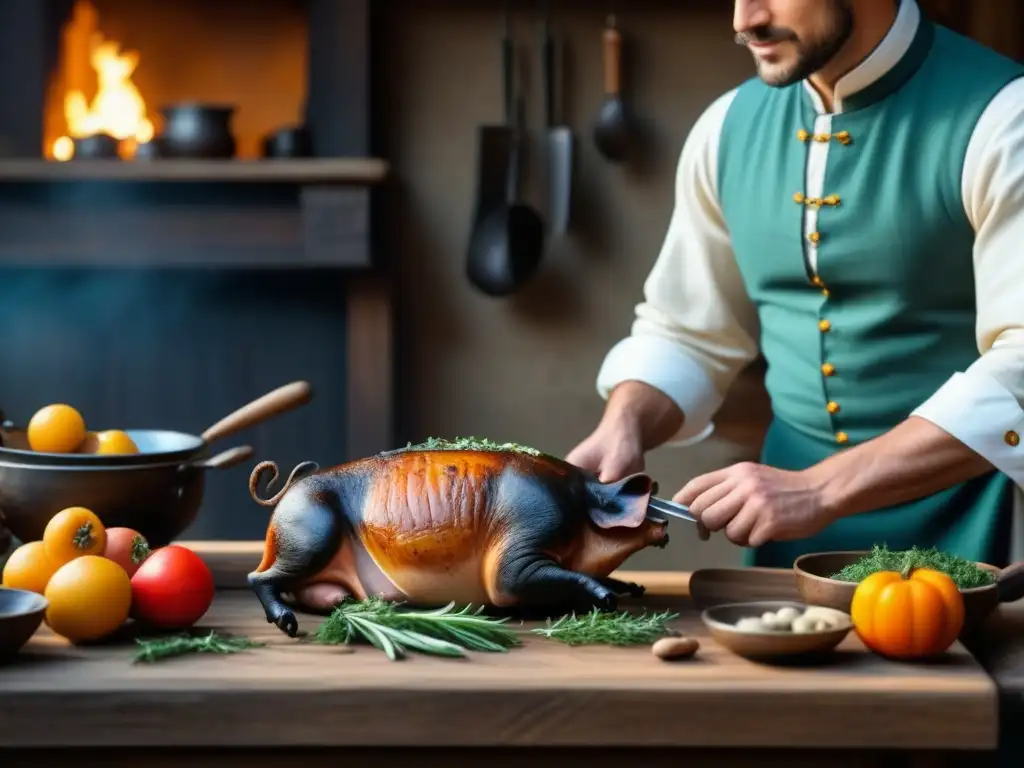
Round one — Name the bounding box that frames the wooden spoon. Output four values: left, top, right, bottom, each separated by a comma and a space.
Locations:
201, 381, 313, 445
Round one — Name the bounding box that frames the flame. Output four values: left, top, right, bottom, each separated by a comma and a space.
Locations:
53, 14, 154, 161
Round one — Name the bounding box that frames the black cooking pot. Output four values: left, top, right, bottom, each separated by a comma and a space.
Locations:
0, 445, 251, 548
159, 103, 237, 159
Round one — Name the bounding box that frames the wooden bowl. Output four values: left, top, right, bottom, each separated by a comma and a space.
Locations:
701, 600, 852, 662
0, 587, 47, 662
793, 551, 1024, 636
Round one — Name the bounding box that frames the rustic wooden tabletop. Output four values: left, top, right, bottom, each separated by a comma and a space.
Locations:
0, 542, 999, 753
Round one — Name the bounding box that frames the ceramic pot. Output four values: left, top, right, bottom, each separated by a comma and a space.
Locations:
159, 103, 236, 158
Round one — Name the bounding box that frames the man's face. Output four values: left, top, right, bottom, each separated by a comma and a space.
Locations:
734, 0, 855, 87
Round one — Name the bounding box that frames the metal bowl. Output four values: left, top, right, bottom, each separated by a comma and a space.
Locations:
0, 445, 252, 548
0, 588, 47, 662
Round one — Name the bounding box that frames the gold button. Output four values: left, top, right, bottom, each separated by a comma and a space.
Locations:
836, 431, 849, 444
1006, 431, 1020, 447
797, 129, 809, 141
814, 132, 831, 142
822, 288, 830, 297
821, 363, 835, 376
824, 194, 841, 205
793, 192, 805, 204
835, 130, 851, 145
827, 401, 840, 414
819, 319, 832, 332
811, 275, 824, 287
808, 231, 821, 244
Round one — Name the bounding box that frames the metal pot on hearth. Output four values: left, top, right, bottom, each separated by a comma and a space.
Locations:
158, 103, 237, 158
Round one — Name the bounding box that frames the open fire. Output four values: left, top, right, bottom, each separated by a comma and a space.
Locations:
51, 0, 154, 161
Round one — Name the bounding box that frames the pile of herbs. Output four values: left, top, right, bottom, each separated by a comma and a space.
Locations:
532, 608, 679, 646
384, 436, 544, 457
830, 544, 996, 589
309, 597, 522, 660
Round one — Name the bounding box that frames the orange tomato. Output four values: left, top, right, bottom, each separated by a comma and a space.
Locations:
102, 527, 150, 577
851, 567, 965, 659
42, 506, 107, 566
90, 430, 138, 454
26, 404, 87, 453
1, 541, 60, 594
44, 555, 132, 643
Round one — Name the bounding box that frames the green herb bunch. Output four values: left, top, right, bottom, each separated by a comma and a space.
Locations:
532, 608, 680, 646
310, 597, 522, 661
830, 544, 996, 589
386, 436, 543, 457
133, 631, 264, 663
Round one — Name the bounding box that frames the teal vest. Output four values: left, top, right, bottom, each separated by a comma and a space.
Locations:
716, 19, 1024, 568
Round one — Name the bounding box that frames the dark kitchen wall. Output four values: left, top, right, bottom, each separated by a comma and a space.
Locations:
376, 0, 769, 571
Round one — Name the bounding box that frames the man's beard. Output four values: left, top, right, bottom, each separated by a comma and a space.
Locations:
735, 0, 854, 87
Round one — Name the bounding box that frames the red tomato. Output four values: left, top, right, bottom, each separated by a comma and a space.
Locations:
130, 545, 214, 629
102, 527, 150, 577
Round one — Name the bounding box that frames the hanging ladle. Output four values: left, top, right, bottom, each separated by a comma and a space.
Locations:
592, 13, 631, 164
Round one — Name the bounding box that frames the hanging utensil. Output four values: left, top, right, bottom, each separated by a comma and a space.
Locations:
542, 0, 574, 235
592, 13, 631, 164
465, 2, 546, 297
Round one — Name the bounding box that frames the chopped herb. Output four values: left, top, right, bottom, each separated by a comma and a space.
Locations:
383, 436, 543, 457
133, 631, 264, 663
532, 608, 680, 646
830, 544, 996, 589
310, 596, 522, 661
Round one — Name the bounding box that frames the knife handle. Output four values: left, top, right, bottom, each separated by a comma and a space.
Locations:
603, 16, 621, 96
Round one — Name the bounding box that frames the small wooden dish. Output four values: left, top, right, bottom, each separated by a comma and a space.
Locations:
0, 587, 47, 662
701, 600, 852, 662
793, 551, 1024, 637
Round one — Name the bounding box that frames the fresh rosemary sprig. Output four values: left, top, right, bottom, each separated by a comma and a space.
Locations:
310, 596, 522, 661
133, 631, 264, 663
384, 436, 543, 456
532, 608, 680, 646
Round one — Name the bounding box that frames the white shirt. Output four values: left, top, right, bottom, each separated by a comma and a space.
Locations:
594, 0, 1024, 557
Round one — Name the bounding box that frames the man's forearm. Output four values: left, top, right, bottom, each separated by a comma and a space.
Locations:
809, 416, 995, 519
603, 381, 685, 451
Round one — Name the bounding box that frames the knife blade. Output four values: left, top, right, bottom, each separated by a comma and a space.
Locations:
543, 1, 574, 235
647, 495, 712, 541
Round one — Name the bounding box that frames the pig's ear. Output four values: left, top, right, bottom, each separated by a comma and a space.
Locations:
587, 472, 654, 529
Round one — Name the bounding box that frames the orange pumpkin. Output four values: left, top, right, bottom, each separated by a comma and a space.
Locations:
850, 567, 965, 659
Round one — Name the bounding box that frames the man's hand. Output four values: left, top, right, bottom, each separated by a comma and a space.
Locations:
565, 423, 645, 482
565, 381, 684, 483
673, 462, 833, 548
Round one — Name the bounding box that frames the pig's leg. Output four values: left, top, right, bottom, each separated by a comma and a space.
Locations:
247, 488, 343, 638
501, 558, 618, 612
595, 576, 646, 597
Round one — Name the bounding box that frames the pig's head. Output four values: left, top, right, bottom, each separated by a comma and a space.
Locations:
565, 472, 669, 577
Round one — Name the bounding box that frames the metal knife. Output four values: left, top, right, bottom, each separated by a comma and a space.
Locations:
647, 495, 711, 540
542, 0, 574, 235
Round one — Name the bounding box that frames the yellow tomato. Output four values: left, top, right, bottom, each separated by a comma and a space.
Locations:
1, 541, 60, 594
44, 555, 132, 643
93, 430, 139, 455
43, 506, 107, 566
26, 404, 87, 453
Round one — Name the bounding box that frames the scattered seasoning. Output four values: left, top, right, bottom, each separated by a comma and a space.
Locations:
383, 436, 544, 457
830, 544, 996, 590
310, 596, 522, 661
531, 608, 680, 646
133, 631, 264, 663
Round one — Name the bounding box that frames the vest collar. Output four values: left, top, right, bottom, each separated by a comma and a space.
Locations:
802, 0, 933, 115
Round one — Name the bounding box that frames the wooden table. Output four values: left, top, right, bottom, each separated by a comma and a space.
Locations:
0, 541, 1009, 768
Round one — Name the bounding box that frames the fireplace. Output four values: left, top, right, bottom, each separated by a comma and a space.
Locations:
44, 0, 308, 162
0, 0, 393, 541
